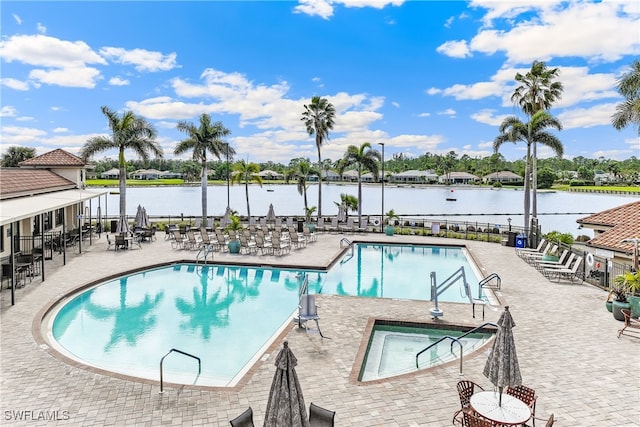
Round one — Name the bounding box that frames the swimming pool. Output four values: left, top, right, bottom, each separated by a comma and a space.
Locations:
47, 243, 484, 387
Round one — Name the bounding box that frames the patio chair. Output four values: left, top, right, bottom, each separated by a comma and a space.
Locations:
254, 235, 273, 255
523, 244, 558, 264
459, 412, 493, 427
309, 402, 335, 427
543, 256, 583, 282
229, 407, 254, 427
617, 309, 640, 339
298, 294, 327, 338
357, 218, 369, 233
115, 234, 128, 251
339, 217, 355, 233
106, 234, 114, 250
303, 225, 317, 242
238, 234, 257, 254
516, 239, 547, 258
506, 385, 537, 425
452, 380, 484, 425
271, 237, 290, 256
289, 231, 307, 248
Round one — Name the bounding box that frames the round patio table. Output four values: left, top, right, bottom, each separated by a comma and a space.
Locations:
469, 390, 531, 426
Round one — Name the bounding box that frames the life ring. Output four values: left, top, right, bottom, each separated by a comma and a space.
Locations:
372, 219, 381, 226
586, 252, 595, 267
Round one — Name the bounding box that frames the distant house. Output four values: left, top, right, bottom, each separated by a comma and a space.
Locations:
258, 169, 283, 180
160, 171, 182, 179
100, 168, 120, 179
439, 171, 479, 184
361, 172, 376, 182
577, 200, 640, 269
131, 169, 162, 180
391, 170, 439, 184
341, 170, 359, 182
320, 170, 340, 182
482, 171, 522, 184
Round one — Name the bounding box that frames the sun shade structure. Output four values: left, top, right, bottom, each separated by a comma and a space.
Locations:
266, 204, 276, 222
483, 306, 522, 406
264, 341, 309, 427
134, 205, 149, 229
116, 214, 129, 234
337, 205, 346, 222
220, 206, 232, 228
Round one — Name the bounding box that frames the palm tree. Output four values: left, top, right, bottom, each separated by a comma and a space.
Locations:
287, 159, 318, 219
612, 59, 640, 135
338, 142, 381, 225
301, 96, 336, 218
494, 110, 563, 232
175, 114, 234, 224
335, 193, 358, 219
80, 106, 162, 231
1, 146, 36, 167
511, 60, 564, 217
230, 160, 263, 219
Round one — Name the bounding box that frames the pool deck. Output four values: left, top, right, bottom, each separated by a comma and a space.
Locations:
1, 231, 638, 426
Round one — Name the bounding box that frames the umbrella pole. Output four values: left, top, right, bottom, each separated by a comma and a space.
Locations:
499, 386, 503, 406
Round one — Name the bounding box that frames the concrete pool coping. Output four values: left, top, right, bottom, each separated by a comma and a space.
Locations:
2, 232, 638, 426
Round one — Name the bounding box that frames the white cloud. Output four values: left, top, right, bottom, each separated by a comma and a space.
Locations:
29, 66, 102, 88
425, 87, 441, 96
109, 76, 130, 86
99, 47, 178, 72
418, 112, 430, 118
0, 125, 48, 144
53, 127, 68, 133
294, 0, 405, 19
557, 102, 618, 129
467, 1, 640, 64
0, 106, 17, 117
471, 109, 510, 126
438, 108, 456, 117
12, 14, 22, 25
0, 77, 30, 91
0, 34, 106, 68
37, 23, 46, 34
591, 149, 636, 161
436, 40, 472, 58
16, 116, 34, 122
391, 102, 400, 108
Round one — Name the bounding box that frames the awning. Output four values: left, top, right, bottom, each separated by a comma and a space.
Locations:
0, 188, 109, 227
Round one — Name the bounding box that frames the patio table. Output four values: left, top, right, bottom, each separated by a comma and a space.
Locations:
470, 390, 531, 426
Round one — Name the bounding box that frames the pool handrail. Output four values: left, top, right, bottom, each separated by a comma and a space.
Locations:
478, 273, 501, 297
160, 348, 201, 393
415, 322, 498, 374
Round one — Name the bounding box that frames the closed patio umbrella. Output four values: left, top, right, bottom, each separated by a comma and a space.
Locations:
264, 341, 309, 427
337, 205, 346, 222
266, 203, 276, 222
116, 215, 129, 234
220, 206, 232, 228
483, 306, 522, 406
140, 207, 150, 229
134, 205, 145, 228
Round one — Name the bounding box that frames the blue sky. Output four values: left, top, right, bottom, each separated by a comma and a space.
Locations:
1, 0, 638, 165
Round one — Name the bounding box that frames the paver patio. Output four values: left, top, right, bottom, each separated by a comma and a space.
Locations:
1, 232, 638, 426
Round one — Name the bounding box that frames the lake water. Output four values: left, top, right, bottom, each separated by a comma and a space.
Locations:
94, 184, 636, 236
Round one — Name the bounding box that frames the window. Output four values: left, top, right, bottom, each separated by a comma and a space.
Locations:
44, 211, 53, 231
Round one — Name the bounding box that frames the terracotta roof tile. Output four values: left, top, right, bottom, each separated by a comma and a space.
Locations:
578, 200, 640, 253
19, 148, 85, 167
0, 169, 75, 199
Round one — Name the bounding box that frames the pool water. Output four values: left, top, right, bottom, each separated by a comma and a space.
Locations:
50, 244, 484, 386
359, 323, 494, 382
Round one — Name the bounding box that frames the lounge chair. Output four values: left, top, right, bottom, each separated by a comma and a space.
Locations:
229, 407, 254, 427
523, 244, 557, 263
298, 294, 327, 338
339, 218, 355, 233
544, 256, 583, 282
328, 217, 339, 233
315, 217, 326, 233
309, 402, 335, 427
533, 250, 570, 271
617, 309, 640, 339
516, 239, 546, 258
357, 218, 369, 233
452, 380, 484, 425
538, 253, 575, 274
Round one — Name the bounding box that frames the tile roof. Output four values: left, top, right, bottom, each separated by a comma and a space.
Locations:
0, 169, 75, 199
577, 200, 640, 253
19, 148, 85, 167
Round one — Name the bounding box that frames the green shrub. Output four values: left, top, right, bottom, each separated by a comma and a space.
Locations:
543, 230, 574, 245
492, 181, 502, 188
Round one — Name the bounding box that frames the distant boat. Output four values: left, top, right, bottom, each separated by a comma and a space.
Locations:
266, 189, 275, 192
446, 189, 456, 201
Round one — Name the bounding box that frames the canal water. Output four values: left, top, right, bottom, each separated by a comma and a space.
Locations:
93, 184, 636, 236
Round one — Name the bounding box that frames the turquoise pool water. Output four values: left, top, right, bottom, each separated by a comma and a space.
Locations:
359, 323, 494, 382
50, 244, 483, 386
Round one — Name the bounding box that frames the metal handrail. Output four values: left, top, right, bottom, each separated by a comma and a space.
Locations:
195, 244, 214, 263
479, 273, 501, 295
415, 336, 463, 374
415, 322, 498, 374
159, 348, 201, 393
340, 238, 353, 248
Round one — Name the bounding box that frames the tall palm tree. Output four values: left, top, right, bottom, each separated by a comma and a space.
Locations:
338, 142, 381, 225
230, 160, 263, 219
1, 146, 36, 167
81, 106, 162, 230
511, 61, 563, 217
612, 59, 640, 135
301, 96, 336, 218
287, 159, 318, 218
175, 114, 234, 224
494, 110, 563, 232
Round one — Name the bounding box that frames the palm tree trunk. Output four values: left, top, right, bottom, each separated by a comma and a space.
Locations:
245, 182, 251, 219
118, 148, 127, 221
316, 140, 322, 218
201, 159, 208, 224
357, 170, 363, 225
532, 141, 538, 218
523, 144, 531, 235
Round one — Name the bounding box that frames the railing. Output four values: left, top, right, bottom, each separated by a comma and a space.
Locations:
195, 244, 214, 263
478, 273, 501, 296
415, 322, 498, 374
159, 348, 201, 393
340, 238, 354, 264
429, 267, 468, 319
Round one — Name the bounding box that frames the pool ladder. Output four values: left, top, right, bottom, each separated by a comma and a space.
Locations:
159, 348, 201, 393
339, 238, 354, 264
196, 244, 214, 264
414, 322, 498, 374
